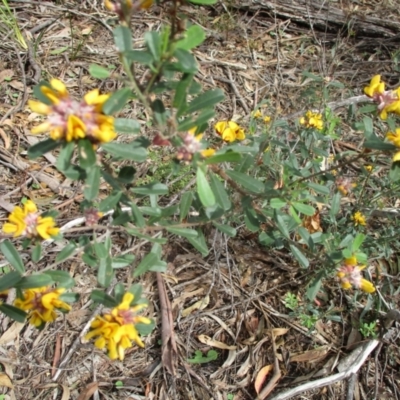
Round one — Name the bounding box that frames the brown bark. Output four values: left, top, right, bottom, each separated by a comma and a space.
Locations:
234, 0, 400, 37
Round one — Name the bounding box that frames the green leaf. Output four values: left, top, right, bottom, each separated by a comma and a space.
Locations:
113, 26, 132, 52
114, 118, 141, 134
209, 172, 231, 211
145, 31, 161, 61
102, 88, 132, 115
307, 182, 330, 195
0, 240, 25, 274
187, 349, 218, 364
173, 74, 192, 115
125, 50, 154, 66
292, 202, 315, 216
290, 244, 309, 268
97, 257, 113, 287
151, 99, 167, 126
55, 243, 77, 263
270, 198, 286, 209
174, 49, 198, 73
352, 233, 366, 252
329, 192, 341, 218
166, 227, 199, 239
99, 191, 122, 212
131, 203, 146, 228
31, 244, 42, 263
28, 139, 60, 159
205, 152, 241, 164
0, 271, 22, 292
212, 223, 237, 237
139, 206, 162, 217
136, 320, 155, 336
102, 142, 147, 162
389, 162, 400, 181
56, 141, 74, 172
15, 274, 54, 289
197, 167, 216, 207
44, 271, 75, 289
178, 108, 216, 132
186, 89, 224, 114
175, 25, 206, 50
91, 289, 118, 307
127, 283, 143, 300
94, 243, 108, 259
275, 212, 290, 239
131, 182, 168, 195
306, 274, 322, 301
179, 191, 193, 221
78, 139, 97, 169
82, 252, 98, 268
187, 229, 208, 256
59, 292, 80, 303
226, 170, 264, 194
112, 254, 135, 269
89, 64, 111, 79
0, 304, 26, 323
364, 139, 396, 151
126, 228, 168, 244
134, 253, 158, 277
84, 166, 100, 201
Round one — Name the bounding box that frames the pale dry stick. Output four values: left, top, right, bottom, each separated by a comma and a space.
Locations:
225, 67, 250, 114
258, 329, 282, 399
266, 338, 380, 400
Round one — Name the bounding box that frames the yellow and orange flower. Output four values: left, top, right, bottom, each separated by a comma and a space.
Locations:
85, 293, 152, 361
14, 287, 71, 327
214, 121, 245, 142
2, 200, 59, 240
364, 75, 400, 120
352, 211, 367, 226
299, 111, 323, 131
176, 128, 215, 161
336, 256, 375, 294
29, 79, 116, 144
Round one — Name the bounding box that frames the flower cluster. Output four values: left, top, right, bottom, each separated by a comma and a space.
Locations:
29, 79, 116, 144
14, 287, 71, 328
336, 177, 357, 196
364, 75, 400, 120
336, 256, 375, 294
2, 200, 59, 240
214, 121, 245, 142
176, 128, 215, 162
352, 211, 367, 226
252, 110, 271, 124
85, 293, 151, 361
299, 111, 324, 130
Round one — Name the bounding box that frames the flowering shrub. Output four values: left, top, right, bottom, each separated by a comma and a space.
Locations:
0, 0, 399, 361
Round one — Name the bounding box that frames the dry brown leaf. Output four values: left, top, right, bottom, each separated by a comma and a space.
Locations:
8, 80, 24, 92
77, 382, 98, 400
272, 328, 289, 337
290, 346, 329, 363
0, 69, 14, 82
60, 384, 71, 400
181, 295, 209, 317
197, 334, 236, 350
254, 364, 273, 394
0, 128, 10, 149
0, 372, 14, 389
0, 322, 24, 346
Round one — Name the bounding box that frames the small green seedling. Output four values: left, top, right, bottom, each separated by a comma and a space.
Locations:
187, 350, 218, 364
115, 380, 124, 389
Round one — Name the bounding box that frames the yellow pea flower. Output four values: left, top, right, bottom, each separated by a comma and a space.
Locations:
29, 80, 117, 144
14, 287, 71, 328
2, 200, 59, 240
